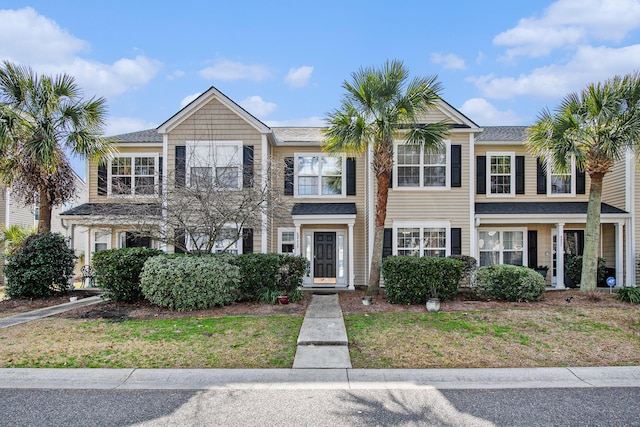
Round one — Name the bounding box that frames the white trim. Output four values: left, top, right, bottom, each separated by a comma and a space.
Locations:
392, 220, 451, 257
293, 153, 347, 198
301, 228, 349, 287
107, 152, 160, 197
475, 212, 630, 225
626, 149, 636, 286
292, 214, 356, 226
392, 140, 451, 190
486, 151, 516, 197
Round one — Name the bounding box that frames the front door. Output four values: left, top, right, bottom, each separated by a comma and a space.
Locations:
551, 229, 584, 285
314, 232, 336, 284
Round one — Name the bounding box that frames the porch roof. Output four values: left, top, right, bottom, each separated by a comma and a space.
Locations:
291, 203, 357, 216
60, 203, 162, 217
475, 202, 627, 215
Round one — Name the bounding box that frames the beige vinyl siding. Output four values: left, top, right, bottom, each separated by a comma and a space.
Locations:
414, 108, 455, 125
602, 160, 626, 210
271, 145, 368, 287
386, 134, 471, 255
475, 144, 591, 202
166, 97, 264, 253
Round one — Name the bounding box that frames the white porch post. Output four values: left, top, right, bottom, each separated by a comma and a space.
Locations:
615, 222, 624, 287
294, 225, 301, 256
348, 223, 355, 290
556, 223, 565, 289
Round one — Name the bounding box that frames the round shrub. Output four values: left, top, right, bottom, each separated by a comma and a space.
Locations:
4, 232, 75, 299
92, 247, 163, 302
474, 264, 546, 302
382, 256, 462, 304
140, 255, 241, 311
235, 253, 282, 301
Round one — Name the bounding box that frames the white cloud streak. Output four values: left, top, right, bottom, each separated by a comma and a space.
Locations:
198, 59, 272, 82
459, 98, 521, 125
285, 66, 314, 87
239, 96, 277, 118
430, 53, 466, 70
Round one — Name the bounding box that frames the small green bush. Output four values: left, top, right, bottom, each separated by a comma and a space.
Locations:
448, 254, 477, 287
474, 264, 546, 302
382, 256, 463, 304
92, 247, 163, 302
565, 255, 606, 287
277, 254, 308, 295
232, 253, 308, 302
4, 232, 75, 299
616, 286, 640, 304
140, 255, 240, 310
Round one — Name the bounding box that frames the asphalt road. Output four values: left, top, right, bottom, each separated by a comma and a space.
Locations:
1, 387, 638, 426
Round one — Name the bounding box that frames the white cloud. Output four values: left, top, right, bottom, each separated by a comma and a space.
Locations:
166, 70, 185, 80
239, 96, 277, 118
198, 59, 272, 82
265, 116, 326, 127
475, 51, 486, 65
430, 53, 466, 70
459, 98, 521, 125
105, 117, 158, 136
472, 44, 640, 99
285, 66, 314, 87
494, 0, 640, 58
0, 8, 162, 98
180, 92, 202, 108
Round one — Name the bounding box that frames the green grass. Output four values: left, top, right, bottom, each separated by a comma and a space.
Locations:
0, 315, 303, 368
345, 307, 640, 369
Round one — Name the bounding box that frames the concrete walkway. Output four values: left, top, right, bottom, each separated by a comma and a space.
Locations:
0, 296, 103, 329
293, 293, 352, 369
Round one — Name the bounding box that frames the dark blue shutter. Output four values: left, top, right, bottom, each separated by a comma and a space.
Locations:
516, 156, 525, 194
346, 157, 356, 195
176, 146, 186, 188
158, 156, 163, 195
284, 157, 294, 196
242, 228, 254, 254
537, 158, 546, 194
451, 145, 462, 188
451, 228, 462, 255
528, 230, 538, 268
243, 146, 254, 188
476, 156, 486, 194
382, 228, 393, 259
97, 163, 107, 196
576, 167, 586, 194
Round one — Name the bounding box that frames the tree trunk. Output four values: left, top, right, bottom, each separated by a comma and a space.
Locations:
37, 188, 52, 233
367, 168, 391, 296
580, 173, 604, 291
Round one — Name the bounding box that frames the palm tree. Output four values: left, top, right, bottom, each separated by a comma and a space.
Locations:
526, 72, 640, 291
0, 61, 113, 232
324, 60, 449, 295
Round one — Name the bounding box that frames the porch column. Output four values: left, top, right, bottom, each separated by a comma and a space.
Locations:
615, 222, 624, 287
294, 225, 301, 256
348, 223, 355, 290
556, 223, 565, 289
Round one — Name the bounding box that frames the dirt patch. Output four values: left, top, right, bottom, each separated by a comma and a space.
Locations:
0, 289, 99, 318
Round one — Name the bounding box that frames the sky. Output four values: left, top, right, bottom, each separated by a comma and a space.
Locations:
1, 0, 640, 179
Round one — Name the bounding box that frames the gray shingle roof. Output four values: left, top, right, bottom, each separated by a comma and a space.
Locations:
475, 202, 627, 215
110, 129, 162, 143
476, 126, 528, 142
292, 203, 357, 215
61, 203, 162, 217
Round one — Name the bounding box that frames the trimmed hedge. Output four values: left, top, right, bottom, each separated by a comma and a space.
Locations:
92, 247, 163, 302
448, 254, 477, 287
474, 264, 546, 302
140, 255, 240, 310
234, 253, 308, 302
4, 232, 75, 299
382, 256, 463, 304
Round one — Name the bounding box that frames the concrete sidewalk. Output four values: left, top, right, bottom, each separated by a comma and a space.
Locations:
0, 296, 103, 329
0, 366, 638, 390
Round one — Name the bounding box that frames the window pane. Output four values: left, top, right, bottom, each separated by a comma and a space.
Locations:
112, 157, 131, 175
322, 176, 342, 195
298, 176, 318, 195
398, 166, 420, 187
111, 176, 131, 194
216, 166, 238, 188
424, 166, 446, 187
216, 145, 239, 166
490, 156, 511, 174
479, 252, 499, 266
281, 231, 295, 242
190, 167, 212, 188
397, 227, 420, 256
503, 231, 523, 250
281, 243, 294, 253
551, 175, 571, 194
322, 156, 341, 175
135, 177, 155, 194
491, 175, 511, 194
397, 145, 420, 165
503, 251, 523, 265
424, 149, 446, 165
134, 157, 155, 175
298, 156, 318, 175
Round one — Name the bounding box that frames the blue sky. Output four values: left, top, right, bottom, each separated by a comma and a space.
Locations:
2, 0, 640, 178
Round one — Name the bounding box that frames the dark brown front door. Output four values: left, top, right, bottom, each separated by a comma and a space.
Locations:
314, 232, 336, 281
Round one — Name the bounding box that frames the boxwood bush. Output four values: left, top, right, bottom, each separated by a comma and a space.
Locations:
382, 256, 463, 304
4, 232, 75, 299
92, 247, 163, 302
140, 255, 240, 310
448, 254, 477, 287
474, 264, 546, 302
233, 253, 308, 302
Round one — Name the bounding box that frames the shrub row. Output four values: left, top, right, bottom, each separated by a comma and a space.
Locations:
382, 256, 463, 304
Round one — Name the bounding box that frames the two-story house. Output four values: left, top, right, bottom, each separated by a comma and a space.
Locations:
59, 86, 634, 289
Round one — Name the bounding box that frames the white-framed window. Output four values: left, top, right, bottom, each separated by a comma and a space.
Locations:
478, 229, 526, 267
187, 227, 242, 254
394, 222, 450, 257
93, 229, 111, 253
487, 152, 515, 196
548, 157, 576, 196
109, 154, 159, 196
186, 141, 242, 189
295, 153, 345, 197
278, 228, 296, 254
394, 141, 450, 189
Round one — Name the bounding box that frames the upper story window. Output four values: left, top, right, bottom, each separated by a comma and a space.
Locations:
295, 154, 344, 197
395, 142, 450, 189
487, 152, 515, 196
109, 154, 158, 196
548, 157, 576, 196
394, 222, 449, 257
186, 141, 242, 189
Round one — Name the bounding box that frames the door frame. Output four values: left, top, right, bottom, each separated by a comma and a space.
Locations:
551, 228, 584, 285
301, 228, 347, 287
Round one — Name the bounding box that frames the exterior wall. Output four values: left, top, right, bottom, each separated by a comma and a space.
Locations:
602, 160, 626, 210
